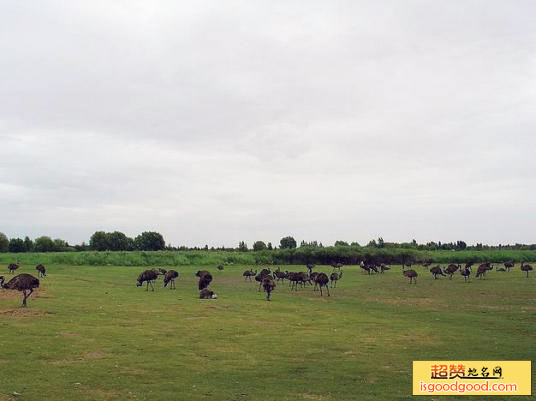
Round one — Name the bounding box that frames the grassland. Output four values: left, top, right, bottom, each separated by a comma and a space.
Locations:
0, 264, 534, 401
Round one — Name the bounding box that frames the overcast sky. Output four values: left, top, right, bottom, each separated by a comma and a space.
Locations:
1, 0, 535, 247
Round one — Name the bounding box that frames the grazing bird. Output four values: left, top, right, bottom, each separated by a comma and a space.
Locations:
475, 263, 493, 279
331, 262, 343, 272
217, 264, 224, 271
242, 269, 257, 281
504, 261, 515, 272
255, 269, 271, 291
0, 274, 40, 307
379, 263, 390, 273
520, 262, 533, 278
460, 266, 471, 282
35, 264, 46, 278
314, 273, 330, 296
199, 288, 218, 299
402, 266, 418, 284
274, 268, 288, 282
196, 270, 213, 290
163, 270, 179, 289
137, 269, 159, 291
430, 265, 445, 279
444, 264, 460, 279
8, 263, 19, 274
262, 276, 276, 301
360, 261, 371, 274
422, 261, 432, 267
330, 271, 343, 288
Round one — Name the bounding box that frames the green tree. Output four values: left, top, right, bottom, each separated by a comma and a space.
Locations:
107, 231, 131, 251
280, 236, 297, 249
90, 231, 109, 251
253, 241, 267, 251
34, 236, 56, 252
238, 241, 248, 252
134, 231, 165, 251
9, 238, 26, 253
267, 242, 273, 250
24, 236, 33, 252
0, 233, 8, 252
334, 240, 349, 246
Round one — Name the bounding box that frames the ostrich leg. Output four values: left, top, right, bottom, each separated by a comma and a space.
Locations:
22, 290, 28, 307
326, 286, 330, 297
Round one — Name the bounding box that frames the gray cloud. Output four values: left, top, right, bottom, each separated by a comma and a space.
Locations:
1, 0, 535, 246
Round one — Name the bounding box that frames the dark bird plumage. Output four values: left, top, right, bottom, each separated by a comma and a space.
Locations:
520, 262, 533, 278
330, 271, 343, 288
163, 270, 179, 289
35, 264, 47, 278
199, 288, 218, 299
403, 267, 418, 284
7, 263, 19, 274
262, 275, 276, 301
136, 269, 159, 291
444, 264, 460, 279
196, 270, 213, 290
314, 273, 330, 296
0, 274, 40, 307
242, 269, 256, 281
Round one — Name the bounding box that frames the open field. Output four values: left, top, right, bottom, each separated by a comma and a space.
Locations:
0, 264, 534, 401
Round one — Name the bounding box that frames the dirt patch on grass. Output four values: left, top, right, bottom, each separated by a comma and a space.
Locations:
366, 296, 439, 307
59, 332, 82, 338
82, 351, 106, 360
0, 308, 50, 318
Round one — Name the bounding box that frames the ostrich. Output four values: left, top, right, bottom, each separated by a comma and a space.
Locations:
444, 264, 460, 279
242, 269, 256, 282
379, 263, 390, 273
421, 261, 432, 268
262, 276, 276, 301
402, 266, 418, 284
309, 272, 319, 290
274, 268, 287, 282
504, 261, 515, 272
306, 264, 315, 274
520, 262, 533, 278
360, 261, 371, 274
35, 264, 47, 278
460, 266, 471, 282
255, 269, 271, 291
430, 265, 445, 279
199, 288, 218, 299
8, 263, 19, 274
217, 264, 224, 271
331, 263, 343, 272
330, 271, 343, 288
196, 270, 213, 290
314, 273, 330, 296
0, 274, 40, 307
137, 269, 158, 291
475, 263, 493, 279
158, 268, 167, 275
163, 270, 179, 289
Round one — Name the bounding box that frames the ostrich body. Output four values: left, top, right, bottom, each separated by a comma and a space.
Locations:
137, 270, 158, 291
163, 270, 179, 289
274, 268, 287, 282
504, 261, 515, 272
403, 267, 417, 284
217, 264, 224, 271
8, 263, 19, 274
243, 269, 256, 281
520, 262, 533, 278
430, 265, 445, 279
196, 270, 213, 290
255, 269, 271, 291
0, 274, 40, 307
262, 276, 276, 301
314, 273, 330, 296
379, 263, 390, 273
35, 264, 47, 278
475, 263, 493, 279
444, 264, 460, 279
330, 271, 343, 288
460, 266, 471, 282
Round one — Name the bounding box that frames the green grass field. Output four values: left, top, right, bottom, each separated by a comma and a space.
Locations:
0, 264, 534, 401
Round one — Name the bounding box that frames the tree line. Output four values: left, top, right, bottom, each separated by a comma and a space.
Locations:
2, 231, 536, 253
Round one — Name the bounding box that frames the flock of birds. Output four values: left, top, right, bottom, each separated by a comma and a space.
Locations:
0, 259, 533, 307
